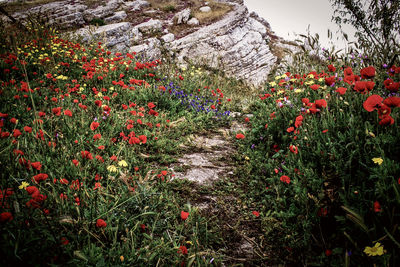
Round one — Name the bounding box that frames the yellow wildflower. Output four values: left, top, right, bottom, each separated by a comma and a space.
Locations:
294, 89, 304, 93
107, 165, 118, 173
269, 81, 276, 87
19, 181, 29, 189
372, 158, 383, 165
308, 74, 314, 79
364, 242, 385, 256
118, 160, 128, 167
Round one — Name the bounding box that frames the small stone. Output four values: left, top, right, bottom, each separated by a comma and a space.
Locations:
124, 0, 150, 11
199, 6, 211, 13
134, 19, 162, 34
187, 18, 199, 26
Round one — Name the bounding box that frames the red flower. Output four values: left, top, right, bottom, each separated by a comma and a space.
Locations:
373, 201, 381, 212
138, 135, 147, 144
24, 126, 32, 133
30, 161, 42, 170
64, 109, 73, 117
252, 211, 260, 217
90, 121, 99, 131
13, 129, 22, 138
32, 173, 48, 183
363, 95, 383, 112
360, 66, 376, 79
26, 186, 39, 198
287, 127, 294, 133
383, 96, 400, 108
383, 79, 400, 92
295, 115, 303, 128
178, 245, 188, 255
0, 212, 13, 222
93, 133, 101, 140
280, 175, 291, 184
315, 99, 327, 108
96, 219, 107, 228
236, 133, 245, 139
325, 249, 332, 256
61, 237, 69, 245
327, 64, 336, 72
310, 84, 320, 90
52, 107, 62, 116
379, 115, 394, 125
81, 151, 93, 160
325, 76, 335, 86
344, 67, 353, 76
180, 211, 189, 220
335, 87, 347, 95
289, 145, 298, 154
148, 102, 156, 109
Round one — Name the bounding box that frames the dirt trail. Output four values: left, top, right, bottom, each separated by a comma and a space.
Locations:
171, 116, 269, 265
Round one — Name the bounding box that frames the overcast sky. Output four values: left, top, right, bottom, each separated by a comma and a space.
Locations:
244, 0, 357, 51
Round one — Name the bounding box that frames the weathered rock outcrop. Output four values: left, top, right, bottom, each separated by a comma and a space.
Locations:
3, 0, 295, 87
169, 4, 276, 86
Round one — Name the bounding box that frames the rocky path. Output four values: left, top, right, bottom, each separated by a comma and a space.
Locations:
170, 116, 268, 264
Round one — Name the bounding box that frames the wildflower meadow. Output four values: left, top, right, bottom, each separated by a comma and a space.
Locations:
0, 11, 399, 267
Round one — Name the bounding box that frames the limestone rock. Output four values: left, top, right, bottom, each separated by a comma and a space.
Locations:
134, 19, 162, 34
83, 2, 120, 22
161, 33, 175, 43
12, 1, 87, 29
124, 0, 150, 11
199, 6, 211, 13
75, 22, 133, 51
174, 8, 191, 24
129, 38, 161, 60
104, 11, 127, 23
170, 4, 277, 86
187, 18, 199, 26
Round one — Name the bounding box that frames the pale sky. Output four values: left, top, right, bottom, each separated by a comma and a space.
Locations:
244, 0, 357, 51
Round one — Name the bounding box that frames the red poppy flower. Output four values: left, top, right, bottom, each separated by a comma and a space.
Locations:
363, 95, 383, 112
61, 237, 69, 245
310, 84, 320, 90
13, 129, 22, 138
295, 115, 303, 128
344, 67, 353, 76
373, 201, 381, 212
379, 115, 394, 125
287, 127, 295, 133
24, 126, 32, 133
360, 66, 376, 79
178, 245, 188, 255
138, 135, 147, 144
72, 159, 79, 166
383, 79, 400, 92
315, 99, 327, 108
0, 212, 13, 222
64, 109, 73, 117
302, 98, 310, 106
325, 76, 335, 86
383, 96, 400, 108
325, 249, 332, 256
52, 107, 62, 116
96, 219, 107, 228
93, 133, 101, 140
148, 102, 156, 109
236, 133, 245, 139
161, 170, 168, 176
81, 151, 93, 160
280, 175, 291, 184
32, 173, 48, 183
26, 186, 39, 198
90, 121, 99, 131
252, 211, 260, 217
327, 64, 336, 72
289, 145, 298, 154
30, 162, 42, 170
180, 211, 189, 220
335, 87, 347, 95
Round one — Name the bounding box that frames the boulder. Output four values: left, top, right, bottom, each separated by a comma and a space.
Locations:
187, 18, 199, 26
124, 0, 150, 11
129, 38, 161, 60
104, 11, 127, 23
134, 19, 162, 34
170, 4, 277, 86
174, 8, 191, 24
161, 33, 175, 43
199, 6, 211, 13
